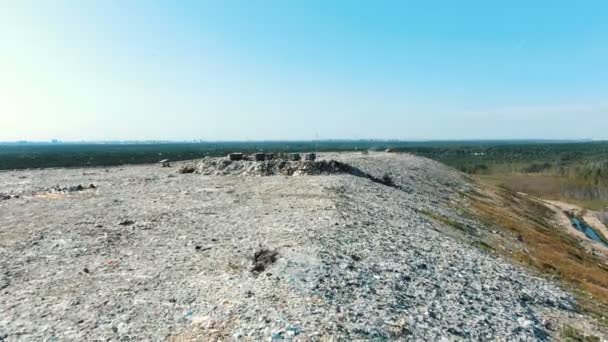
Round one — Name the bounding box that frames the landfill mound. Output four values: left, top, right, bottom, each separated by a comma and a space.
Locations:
1, 152, 607, 340
195, 157, 363, 177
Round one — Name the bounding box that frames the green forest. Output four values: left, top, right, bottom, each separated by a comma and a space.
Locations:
1, 140, 607, 207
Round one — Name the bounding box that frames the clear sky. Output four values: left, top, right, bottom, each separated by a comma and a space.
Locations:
1, 1, 607, 141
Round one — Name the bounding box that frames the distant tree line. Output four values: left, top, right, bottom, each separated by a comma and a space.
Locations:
1, 141, 607, 192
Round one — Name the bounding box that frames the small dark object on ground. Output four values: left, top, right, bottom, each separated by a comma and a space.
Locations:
253, 153, 266, 161
251, 248, 279, 274
351, 254, 362, 261
178, 165, 196, 174
83, 268, 90, 274
119, 219, 135, 226
194, 245, 212, 252
1, 194, 10, 201
288, 153, 301, 161
381, 173, 395, 187
159, 159, 171, 167
305, 153, 316, 161
52, 184, 94, 192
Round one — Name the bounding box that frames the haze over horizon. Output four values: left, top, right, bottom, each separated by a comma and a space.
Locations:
2, 1, 607, 141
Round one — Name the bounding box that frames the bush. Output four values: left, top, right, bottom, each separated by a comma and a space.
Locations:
522, 162, 552, 173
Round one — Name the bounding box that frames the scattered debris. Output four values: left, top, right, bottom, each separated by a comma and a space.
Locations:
196, 158, 360, 177
178, 165, 196, 174
251, 248, 279, 274
228, 153, 244, 161
305, 153, 316, 161
50, 184, 96, 193
288, 153, 301, 161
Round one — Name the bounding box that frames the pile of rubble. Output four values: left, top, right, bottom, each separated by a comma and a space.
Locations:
227, 152, 316, 162
195, 153, 361, 176
50, 184, 96, 192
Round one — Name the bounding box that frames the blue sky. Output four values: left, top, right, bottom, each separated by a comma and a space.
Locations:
1, 1, 607, 141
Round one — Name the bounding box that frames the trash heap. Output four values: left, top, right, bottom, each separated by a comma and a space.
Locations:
50, 184, 97, 192
195, 153, 359, 176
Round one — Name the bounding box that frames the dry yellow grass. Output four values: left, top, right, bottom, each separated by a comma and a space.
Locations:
468, 185, 608, 321
477, 174, 608, 211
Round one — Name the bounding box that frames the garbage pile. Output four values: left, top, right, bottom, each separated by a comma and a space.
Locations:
195, 154, 360, 177
50, 184, 97, 192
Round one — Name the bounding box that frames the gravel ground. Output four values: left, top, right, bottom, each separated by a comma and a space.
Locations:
0, 153, 597, 340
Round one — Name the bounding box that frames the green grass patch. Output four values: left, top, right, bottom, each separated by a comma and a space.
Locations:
419, 209, 472, 233
560, 324, 601, 342
475, 241, 494, 253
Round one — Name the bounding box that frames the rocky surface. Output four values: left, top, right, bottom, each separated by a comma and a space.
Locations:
195, 156, 362, 177
0, 153, 598, 340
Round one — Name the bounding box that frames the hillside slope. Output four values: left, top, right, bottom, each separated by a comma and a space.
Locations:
0, 153, 605, 340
